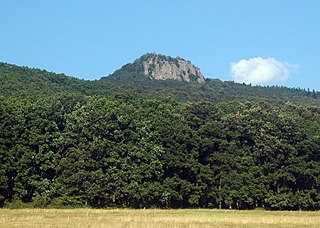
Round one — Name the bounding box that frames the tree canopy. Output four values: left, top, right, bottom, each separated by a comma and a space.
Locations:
0, 62, 320, 210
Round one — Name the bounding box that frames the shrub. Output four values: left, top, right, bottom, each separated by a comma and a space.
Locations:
48, 196, 85, 209
4, 197, 34, 209
32, 195, 48, 208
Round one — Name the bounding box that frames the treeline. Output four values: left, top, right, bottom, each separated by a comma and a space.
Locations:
2, 61, 320, 106
103, 62, 320, 106
1, 94, 320, 210
0, 62, 121, 98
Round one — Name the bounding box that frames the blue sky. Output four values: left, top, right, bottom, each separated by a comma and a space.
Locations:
1, 0, 320, 91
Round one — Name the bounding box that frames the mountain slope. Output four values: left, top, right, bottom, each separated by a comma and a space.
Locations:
1, 58, 320, 106
1, 58, 320, 210
101, 53, 320, 106
102, 53, 205, 83
0, 62, 120, 98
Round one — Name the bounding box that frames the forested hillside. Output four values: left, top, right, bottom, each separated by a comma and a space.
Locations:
1, 62, 320, 210
102, 54, 320, 106
103, 74, 320, 106
0, 62, 121, 98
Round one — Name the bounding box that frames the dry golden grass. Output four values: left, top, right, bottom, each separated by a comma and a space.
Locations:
1, 208, 320, 228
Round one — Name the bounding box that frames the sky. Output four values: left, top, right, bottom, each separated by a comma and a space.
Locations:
1, 0, 320, 91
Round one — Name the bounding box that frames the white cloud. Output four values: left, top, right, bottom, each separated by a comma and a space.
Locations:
230, 57, 298, 85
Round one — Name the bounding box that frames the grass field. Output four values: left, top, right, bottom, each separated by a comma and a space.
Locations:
1, 208, 320, 227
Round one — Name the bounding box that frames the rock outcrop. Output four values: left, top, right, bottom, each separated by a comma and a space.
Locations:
137, 53, 205, 83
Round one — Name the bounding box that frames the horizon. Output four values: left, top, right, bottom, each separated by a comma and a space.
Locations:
1, 1, 320, 91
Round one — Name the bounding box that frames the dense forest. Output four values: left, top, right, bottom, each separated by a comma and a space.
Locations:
1, 62, 320, 210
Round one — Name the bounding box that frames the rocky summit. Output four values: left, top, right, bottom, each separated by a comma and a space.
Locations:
138, 53, 205, 83
106, 53, 206, 83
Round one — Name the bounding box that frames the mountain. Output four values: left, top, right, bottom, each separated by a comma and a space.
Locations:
1, 59, 320, 106
1, 58, 320, 210
102, 53, 205, 83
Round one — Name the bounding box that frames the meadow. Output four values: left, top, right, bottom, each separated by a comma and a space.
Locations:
1, 209, 320, 228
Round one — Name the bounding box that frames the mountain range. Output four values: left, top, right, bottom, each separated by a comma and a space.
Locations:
0, 53, 319, 105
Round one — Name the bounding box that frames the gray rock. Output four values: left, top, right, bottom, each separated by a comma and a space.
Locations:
136, 53, 205, 83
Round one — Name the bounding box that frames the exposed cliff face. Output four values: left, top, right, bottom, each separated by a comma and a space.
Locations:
138, 53, 205, 83
105, 53, 206, 83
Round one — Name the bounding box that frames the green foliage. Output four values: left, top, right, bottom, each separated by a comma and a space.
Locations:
4, 197, 34, 209
49, 196, 85, 209
32, 194, 49, 208
0, 62, 320, 210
